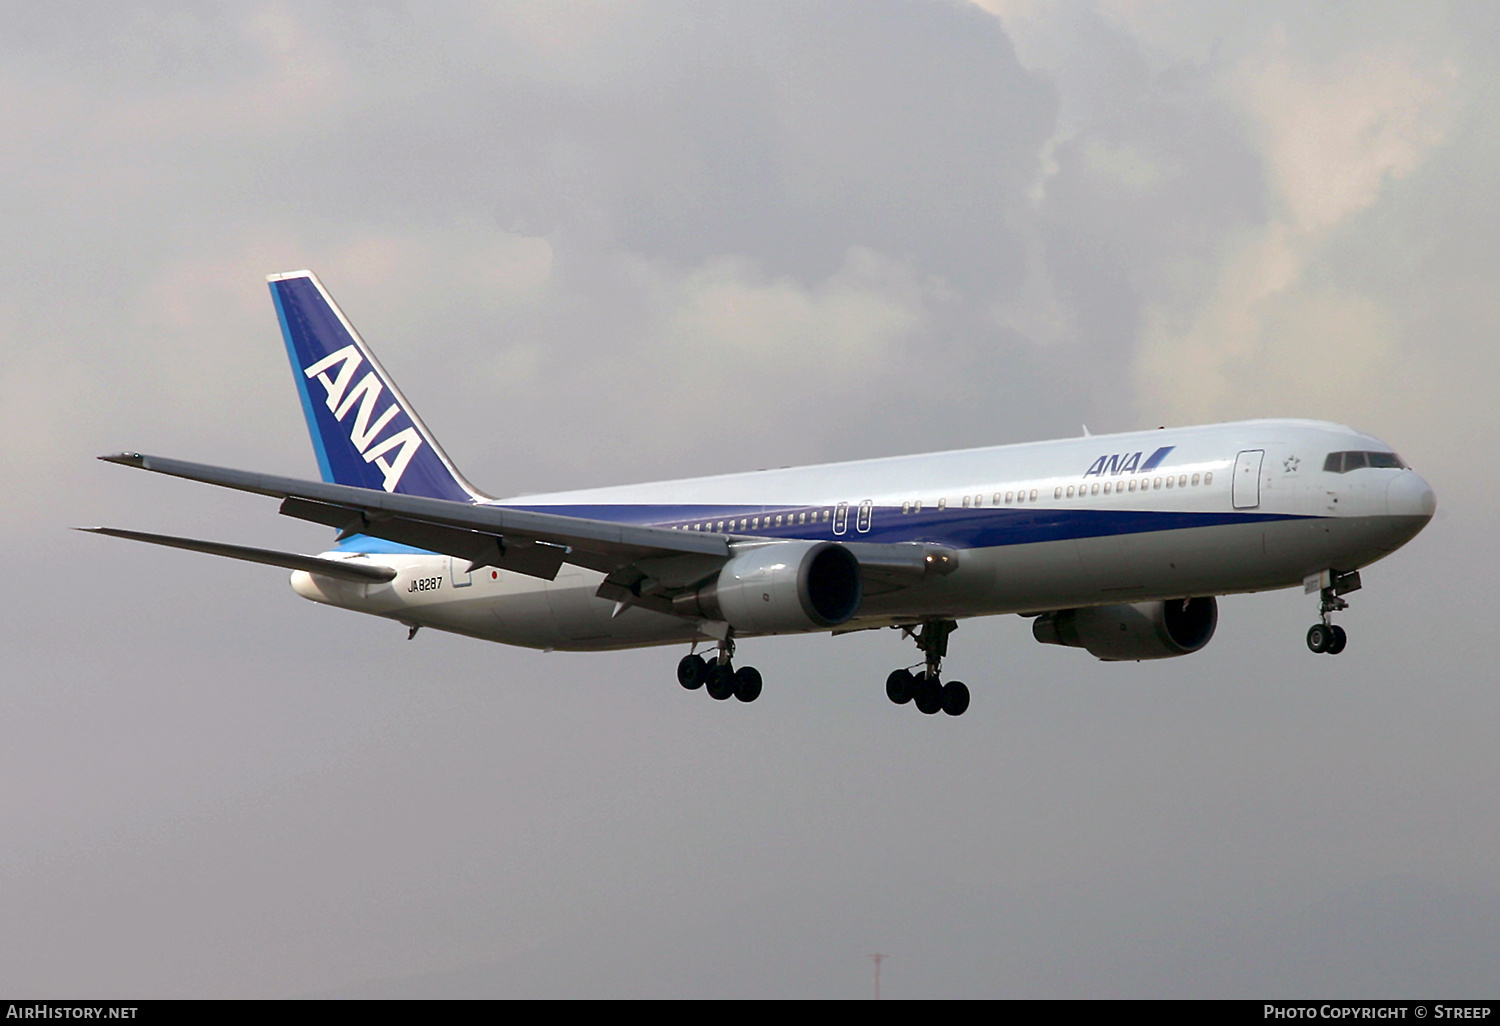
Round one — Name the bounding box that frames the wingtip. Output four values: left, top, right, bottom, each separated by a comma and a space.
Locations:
97, 452, 146, 467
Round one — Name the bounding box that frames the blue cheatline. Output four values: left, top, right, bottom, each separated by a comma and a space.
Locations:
501, 503, 1316, 548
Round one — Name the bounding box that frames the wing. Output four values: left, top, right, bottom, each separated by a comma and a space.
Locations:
98, 452, 958, 612
99, 452, 730, 579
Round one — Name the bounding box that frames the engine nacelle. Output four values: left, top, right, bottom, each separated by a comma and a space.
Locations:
1032, 597, 1218, 661
673, 541, 863, 634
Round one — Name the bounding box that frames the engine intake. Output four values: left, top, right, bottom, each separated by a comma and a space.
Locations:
673, 541, 863, 634
1032, 597, 1217, 661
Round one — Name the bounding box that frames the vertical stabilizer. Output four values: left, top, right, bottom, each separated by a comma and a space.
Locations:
268, 271, 486, 501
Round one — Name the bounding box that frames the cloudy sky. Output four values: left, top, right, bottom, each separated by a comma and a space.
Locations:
2, 0, 1496, 997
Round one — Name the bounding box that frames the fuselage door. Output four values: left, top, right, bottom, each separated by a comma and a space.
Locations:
856, 499, 873, 533
449, 555, 474, 587
834, 502, 849, 536
1233, 449, 1264, 509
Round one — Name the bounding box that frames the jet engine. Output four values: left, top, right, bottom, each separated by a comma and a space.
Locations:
672, 541, 862, 634
1032, 597, 1218, 661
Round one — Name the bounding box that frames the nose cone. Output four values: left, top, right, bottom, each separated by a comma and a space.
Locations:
1387, 471, 1437, 521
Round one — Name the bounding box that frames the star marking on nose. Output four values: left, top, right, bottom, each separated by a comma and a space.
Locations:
1283, 455, 1301, 473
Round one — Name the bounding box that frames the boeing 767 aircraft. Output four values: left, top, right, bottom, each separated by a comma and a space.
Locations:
86, 271, 1436, 716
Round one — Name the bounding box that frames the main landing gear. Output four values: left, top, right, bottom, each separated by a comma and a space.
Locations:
1306, 569, 1360, 655
885, 620, 969, 716
677, 638, 762, 703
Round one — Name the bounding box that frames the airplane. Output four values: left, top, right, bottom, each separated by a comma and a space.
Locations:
85, 270, 1437, 717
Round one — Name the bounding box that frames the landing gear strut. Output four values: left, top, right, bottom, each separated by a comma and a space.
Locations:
1306, 570, 1359, 655
677, 638, 762, 703
885, 620, 969, 716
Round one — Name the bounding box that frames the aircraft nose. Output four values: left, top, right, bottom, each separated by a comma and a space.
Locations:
1387, 471, 1437, 520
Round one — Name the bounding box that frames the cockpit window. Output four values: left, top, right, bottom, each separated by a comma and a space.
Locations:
1323, 450, 1408, 473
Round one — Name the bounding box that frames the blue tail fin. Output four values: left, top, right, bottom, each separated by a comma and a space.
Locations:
268, 271, 484, 501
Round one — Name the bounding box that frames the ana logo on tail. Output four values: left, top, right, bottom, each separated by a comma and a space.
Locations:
303, 345, 423, 492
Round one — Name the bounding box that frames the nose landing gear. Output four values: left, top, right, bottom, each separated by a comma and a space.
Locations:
1306, 622, 1347, 655
1306, 569, 1359, 655
886, 620, 969, 716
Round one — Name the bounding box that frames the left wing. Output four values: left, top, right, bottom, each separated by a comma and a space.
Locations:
99, 452, 730, 582
97, 452, 959, 613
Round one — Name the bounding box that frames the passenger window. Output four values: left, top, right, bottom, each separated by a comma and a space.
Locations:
1066, 486, 1075, 498
962, 496, 971, 509
1179, 475, 1187, 488
1104, 482, 1112, 494
993, 492, 1002, 505
913, 500, 922, 513
1154, 478, 1162, 489
1005, 491, 1013, 504
938, 498, 947, 511
902, 501, 910, 514
1054, 487, 1063, 499
1204, 472, 1212, 485
1091, 483, 1099, 496
1029, 489, 1037, 501
1191, 473, 1200, 486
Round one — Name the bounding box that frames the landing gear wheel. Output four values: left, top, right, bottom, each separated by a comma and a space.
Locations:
732, 666, 763, 703
1325, 624, 1347, 655
898, 620, 960, 716
677, 653, 707, 690
940, 681, 970, 717
1306, 624, 1331, 654
885, 669, 915, 705
913, 672, 944, 715
705, 663, 735, 700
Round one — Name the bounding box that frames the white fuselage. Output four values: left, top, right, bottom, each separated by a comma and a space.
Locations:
290, 419, 1435, 651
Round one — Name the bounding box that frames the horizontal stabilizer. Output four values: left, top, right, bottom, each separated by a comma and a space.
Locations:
78, 527, 397, 583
